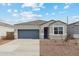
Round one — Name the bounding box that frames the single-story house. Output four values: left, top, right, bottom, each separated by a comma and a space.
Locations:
14, 20, 67, 40
68, 21, 79, 39
0, 22, 14, 39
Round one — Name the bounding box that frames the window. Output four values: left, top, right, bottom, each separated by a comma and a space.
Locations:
54, 27, 63, 34
54, 27, 58, 34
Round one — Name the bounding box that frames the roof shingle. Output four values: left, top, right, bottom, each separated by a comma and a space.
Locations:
15, 20, 47, 25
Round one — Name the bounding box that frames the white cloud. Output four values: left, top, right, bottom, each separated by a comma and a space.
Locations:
7, 3, 11, 6
22, 3, 44, 11
20, 12, 34, 18
52, 13, 55, 15
8, 9, 18, 13
1, 3, 11, 6
64, 3, 72, 5
33, 8, 40, 11
72, 15, 79, 19
69, 15, 79, 23
59, 11, 67, 15
22, 3, 44, 8
20, 11, 42, 19
64, 5, 69, 9
12, 13, 18, 17
37, 14, 42, 17
33, 3, 44, 11
64, 3, 71, 9
22, 3, 36, 8
53, 5, 58, 10
14, 9, 18, 12
46, 13, 49, 15
8, 9, 12, 13
38, 3, 44, 8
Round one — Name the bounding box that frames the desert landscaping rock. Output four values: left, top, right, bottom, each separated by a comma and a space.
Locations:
40, 40, 79, 56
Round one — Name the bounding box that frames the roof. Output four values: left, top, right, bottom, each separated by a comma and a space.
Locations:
0, 22, 13, 27
40, 20, 55, 25
15, 20, 47, 25
15, 20, 67, 26
49, 20, 67, 26
69, 21, 79, 25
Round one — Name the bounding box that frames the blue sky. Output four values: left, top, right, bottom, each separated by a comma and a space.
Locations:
0, 3, 79, 24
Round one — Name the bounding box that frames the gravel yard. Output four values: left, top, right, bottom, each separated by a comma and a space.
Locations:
40, 39, 79, 56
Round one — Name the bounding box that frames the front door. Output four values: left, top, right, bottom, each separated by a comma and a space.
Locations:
44, 27, 49, 39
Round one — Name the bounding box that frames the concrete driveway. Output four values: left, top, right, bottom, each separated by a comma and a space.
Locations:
0, 39, 39, 56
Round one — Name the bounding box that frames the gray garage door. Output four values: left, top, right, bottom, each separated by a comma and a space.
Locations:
18, 29, 39, 39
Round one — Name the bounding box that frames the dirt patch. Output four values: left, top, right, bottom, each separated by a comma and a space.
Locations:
40, 39, 79, 56
0, 40, 12, 45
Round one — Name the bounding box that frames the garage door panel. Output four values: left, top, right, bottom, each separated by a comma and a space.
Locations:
18, 29, 39, 39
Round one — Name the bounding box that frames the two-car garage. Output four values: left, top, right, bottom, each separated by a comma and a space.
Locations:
18, 29, 39, 39
14, 20, 47, 39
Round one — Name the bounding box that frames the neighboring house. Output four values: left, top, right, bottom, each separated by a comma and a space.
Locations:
14, 20, 67, 40
0, 22, 14, 39
68, 21, 79, 39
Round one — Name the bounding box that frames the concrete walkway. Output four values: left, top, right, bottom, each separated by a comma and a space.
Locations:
0, 39, 39, 56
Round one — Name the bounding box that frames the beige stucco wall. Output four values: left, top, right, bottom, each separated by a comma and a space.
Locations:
14, 21, 67, 40
0, 26, 14, 39
40, 21, 67, 40
40, 21, 55, 39
39, 27, 44, 39
49, 22, 67, 40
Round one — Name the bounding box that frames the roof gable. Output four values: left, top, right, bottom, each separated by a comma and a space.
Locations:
49, 20, 67, 26
0, 22, 13, 27
41, 20, 55, 25
69, 21, 79, 25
